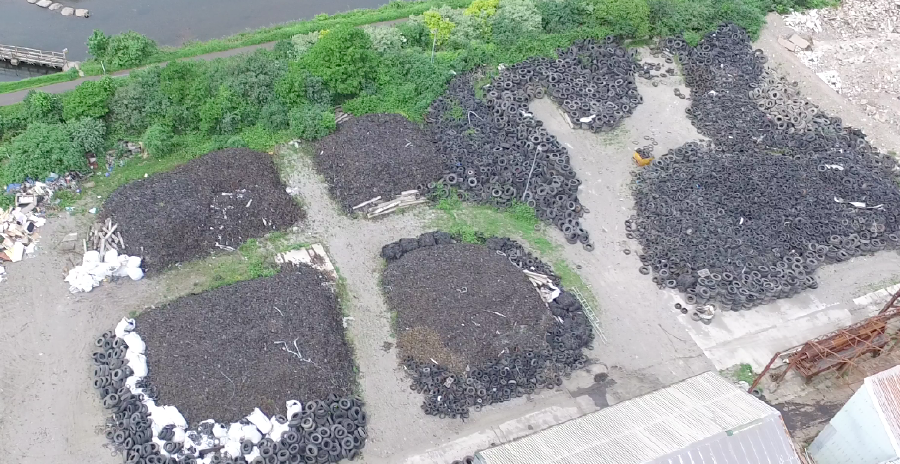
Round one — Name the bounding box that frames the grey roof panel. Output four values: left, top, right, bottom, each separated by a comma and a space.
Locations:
476, 371, 801, 464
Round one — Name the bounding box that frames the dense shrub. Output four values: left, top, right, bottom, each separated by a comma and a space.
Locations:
91, 31, 158, 68
141, 124, 175, 157
301, 26, 378, 96
363, 25, 407, 53
465, 0, 500, 36
492, 0, 543, 43
273, 39, 298, 61
217, 50, 286, 123
199, 85, 245, 135
397, 18, 432, 49
23, 91, 63, 124
2, 123, 86, 181
289, 105, 336, 140
344, 49, 454, 119
258, 102, 291, 130
109, 67, 170, 136
159, 60, 212, 131
585, 0, 651, 38
275, 63, 334, 108
647, 0, 769, 41
291, 32, 320, 56
224, 135, 249, 148
63, 77, 115, 121
537, 0, 587, 33
68, 117, 107, 155
0, 104, 27, 142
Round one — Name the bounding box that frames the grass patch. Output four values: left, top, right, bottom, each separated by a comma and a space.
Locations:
723, 363, 757, 385
0, 68, 79, 95
162, 232, 309, 294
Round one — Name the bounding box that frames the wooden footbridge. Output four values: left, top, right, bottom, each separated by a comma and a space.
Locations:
0, 44, 68, 69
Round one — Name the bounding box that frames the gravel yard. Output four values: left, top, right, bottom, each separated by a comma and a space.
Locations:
137, 265, 355, 425
101, 148, 304, 272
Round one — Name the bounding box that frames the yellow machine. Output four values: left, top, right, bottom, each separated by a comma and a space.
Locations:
633, 151, 653, 167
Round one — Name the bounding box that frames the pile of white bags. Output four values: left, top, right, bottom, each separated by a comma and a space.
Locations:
65, 249, 143, 293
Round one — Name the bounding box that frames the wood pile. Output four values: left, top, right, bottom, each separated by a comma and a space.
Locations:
353, 190, 428, 218
87, 218, 125, 255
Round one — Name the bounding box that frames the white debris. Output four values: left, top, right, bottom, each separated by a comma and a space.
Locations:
115, 318, 308, 461
817, 70, 842, 93
268, 415, 289, 442
247, 408, 272, 434
784, 10, 822, 33
115, 317, 136, 337
65, 250, 143, 293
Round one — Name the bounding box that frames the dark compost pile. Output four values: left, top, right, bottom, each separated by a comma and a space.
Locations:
137, 265, 355, 424
314, 113, 444, 211
425, 37, 641, 248
382, 232, 593, 418
101, 148, 304, 272
92, 265, 367, 464
628, 24, 900, 311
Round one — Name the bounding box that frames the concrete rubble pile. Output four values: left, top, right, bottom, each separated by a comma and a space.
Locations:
782, 0, 900, 129
0, 191, 49, 282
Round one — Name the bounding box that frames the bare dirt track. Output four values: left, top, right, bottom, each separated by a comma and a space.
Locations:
0, 214, 165, 464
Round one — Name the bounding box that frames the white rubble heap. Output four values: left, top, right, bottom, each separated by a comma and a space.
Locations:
115, 318, 305, 463
65, 249, 144, 292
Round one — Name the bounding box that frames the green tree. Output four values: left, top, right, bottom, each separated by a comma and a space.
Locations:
300, 26, 378, 96
63, 77, 115, 121
423, 10, 457, 46
86, 29, 110, 60
3, 123, 86, 181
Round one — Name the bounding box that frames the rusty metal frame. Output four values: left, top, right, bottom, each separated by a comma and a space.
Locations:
749, 286, 900, 393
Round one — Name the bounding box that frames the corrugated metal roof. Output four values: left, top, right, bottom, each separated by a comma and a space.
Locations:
866, 365, 900, 455
476, 371, 801, 464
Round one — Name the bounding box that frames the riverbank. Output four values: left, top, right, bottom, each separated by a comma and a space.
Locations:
0, 0, 465, 95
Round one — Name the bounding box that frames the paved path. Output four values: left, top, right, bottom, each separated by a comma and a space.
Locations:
0, 42, 276, 106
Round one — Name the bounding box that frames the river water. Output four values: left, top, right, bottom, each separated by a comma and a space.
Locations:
0, 0, 390, 67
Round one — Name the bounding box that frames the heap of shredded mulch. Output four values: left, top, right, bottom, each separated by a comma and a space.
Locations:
314, 114, 443, 211
383, 242, 551, 373
136, 265, 355, 425
101, 148, 304, 272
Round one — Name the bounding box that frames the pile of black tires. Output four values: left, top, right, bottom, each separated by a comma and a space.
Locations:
629, 24, 900, 311
426, 38, 642, 248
